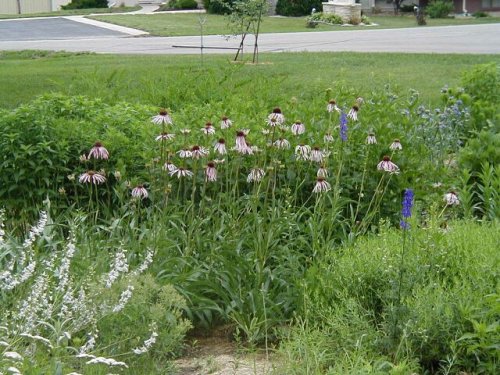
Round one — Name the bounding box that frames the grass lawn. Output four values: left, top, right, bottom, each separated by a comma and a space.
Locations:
0, 50, 498, 109
87, 13, 500, 36
0, 6, 140, 19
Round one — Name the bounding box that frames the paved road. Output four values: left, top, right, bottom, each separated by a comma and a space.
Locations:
0, 18, 499, 54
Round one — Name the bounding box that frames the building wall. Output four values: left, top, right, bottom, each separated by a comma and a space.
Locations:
0, 0, 70, 14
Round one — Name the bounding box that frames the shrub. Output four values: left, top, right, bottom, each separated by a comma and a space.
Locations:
426, 0, 453, 18
62, 0, 108, 9
473, 11, 489, 17
203, 0, 233, 14
164, 0, 199, 10
276, 0, 323, 17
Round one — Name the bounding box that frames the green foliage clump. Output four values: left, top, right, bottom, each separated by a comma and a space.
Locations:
276, 0, 323, 17
62, 0, 108, 9
164, 0, 199, 10
426, 0, 454, 18
461, 63, 500, 133
0, 94, 155, 217
280, 220, 500, 374
203, 0, 234, 14
97, 275, 192, 361
307, 11, 343, 27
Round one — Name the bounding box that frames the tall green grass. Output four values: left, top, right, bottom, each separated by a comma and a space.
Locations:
0, 51, 498, 109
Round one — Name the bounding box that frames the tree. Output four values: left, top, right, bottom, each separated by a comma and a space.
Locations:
220, 0, 269, 63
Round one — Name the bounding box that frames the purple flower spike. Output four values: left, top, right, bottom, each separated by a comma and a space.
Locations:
339, 112, 348, 142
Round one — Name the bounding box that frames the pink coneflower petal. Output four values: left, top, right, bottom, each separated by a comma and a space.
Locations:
202, 122, 216, 135
151, 109, 172, 125
324, 132, 334, 143
155, 132, 175, 141
444, 191, 460, 206
168, 167, 194, 178
163, 162, 177, 172
247, 168, 265, 183
313, 177, 331, 193
291, 121, 305, 135
191, 145, 209, 159
327, 100, 340, 113
377, 156, 399, 173
310, 147, 325, 163
267, 107, 285, 125
220, 116, 232, 130
177, 149, 192, 158
347, 106, 359, 121
389, 139, 402, 151
131, 185, 148, 199
317, 167, 329, 178
214, 138, 227, 155
273, 138, 290, 149
295, 144, 311, 161
205, 162, 217, 182
79, 171, 106, 185
88, 142, 109, 160
366, 133, 377, 145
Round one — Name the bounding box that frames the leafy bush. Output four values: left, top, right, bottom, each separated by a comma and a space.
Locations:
473, 11, 489, 17
276, 0, 323, 17
307, 11, 343, 26
62, 0, 108, 9
203, 0, 234, 14
426, 0, 453, 18
164, 0, 199, 10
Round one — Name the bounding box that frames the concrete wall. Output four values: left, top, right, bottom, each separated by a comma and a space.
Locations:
0, 0, 71, 14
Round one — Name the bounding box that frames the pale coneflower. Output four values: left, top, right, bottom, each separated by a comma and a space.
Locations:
151, 109, 173, 125
390, 139, 402, 151
444, 191, 460, 206
177, 148, 192, 158
291, 121, 305, 135
131, 185, 148, 200
79, 171, 106, 185
313, 177, 331, 193
377, 156, 399, 173
88, 142, 109, 160
155, 132, 175, 141
295, 144, 311, 161
163, 162, 177, 172
267, 107, 285, 125
366, 133, 377, 145
347, 105, 359, 121
273, 138, 291, 149
327, 99, 340, 113
310, 146, 325, 163
151, 109, 172, 125
235, 130, 252, 154
168, 167, 194, 178
190, 145, 209, 159
205, 162, 217, 182
324, 132, 334, 143
202, 122, 216, 135
214, 138, 227, 155
220, 116, 232, 130
247, 168, 265, 183
317, 167, 329, 178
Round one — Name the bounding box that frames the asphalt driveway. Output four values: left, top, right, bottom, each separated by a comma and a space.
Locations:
0, 17, 128, 41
